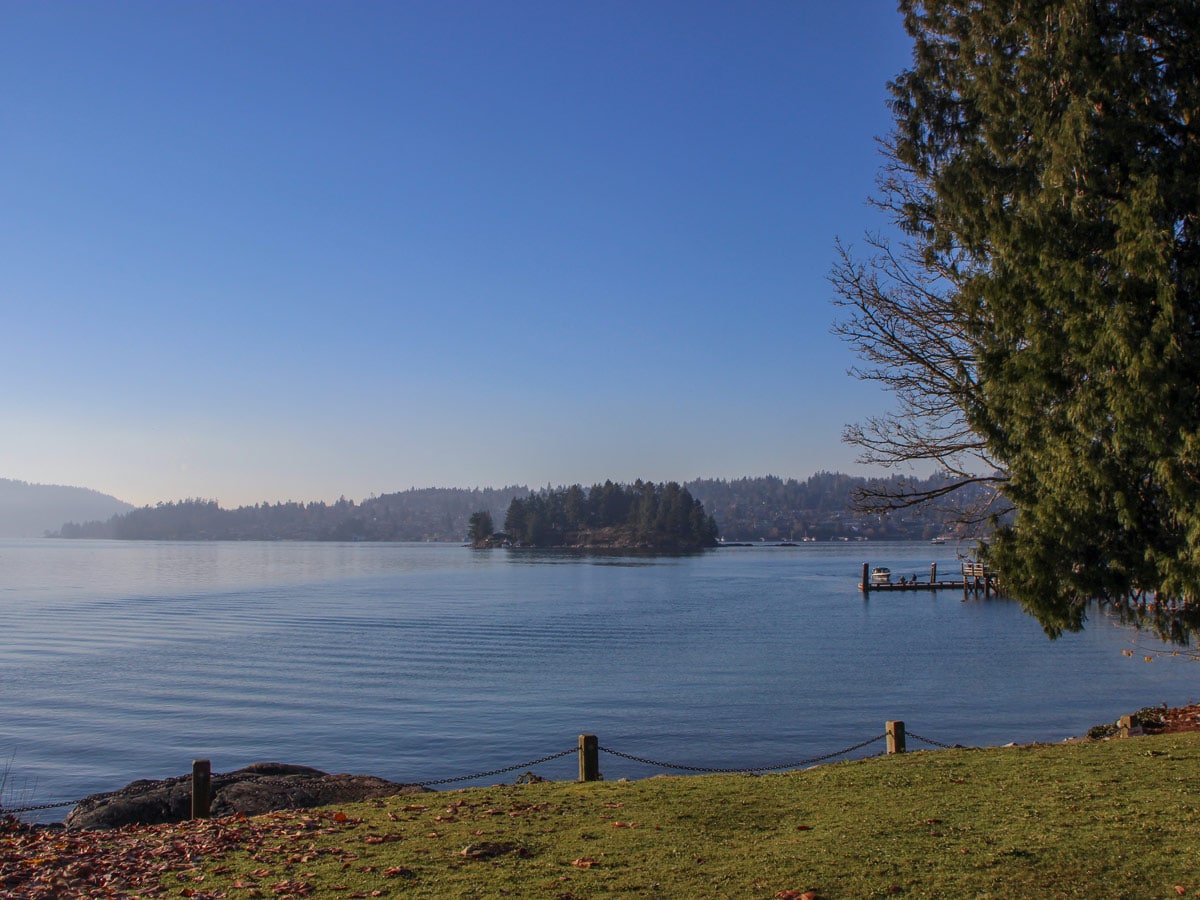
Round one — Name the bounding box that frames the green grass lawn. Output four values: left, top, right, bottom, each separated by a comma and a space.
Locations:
163, 733, 1200, 897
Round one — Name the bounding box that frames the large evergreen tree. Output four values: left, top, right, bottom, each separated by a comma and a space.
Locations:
467, 510, 494, 543
854, 0, 1200, 633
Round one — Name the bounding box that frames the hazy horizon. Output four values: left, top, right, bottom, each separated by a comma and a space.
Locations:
3, 2, 913, 510
4, 468, 884, 512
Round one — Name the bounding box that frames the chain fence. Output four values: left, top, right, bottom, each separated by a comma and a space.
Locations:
598, 733, 887, 774
908, 731, 961, 750
2, 797, 81, 816
415, 748, 578, 787
0, 726, 952, 820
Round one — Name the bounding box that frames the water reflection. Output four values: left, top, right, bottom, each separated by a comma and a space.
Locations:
1098, 597, 1200, 649
497, 548, 698, 566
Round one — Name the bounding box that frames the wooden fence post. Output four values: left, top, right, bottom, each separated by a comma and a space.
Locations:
886, 721, 906, 755
578, 734, 599, 782
1118, 715, 1133, 738
191, 759, 212, 819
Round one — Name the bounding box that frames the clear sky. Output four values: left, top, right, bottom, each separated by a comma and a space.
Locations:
2, 1, 914, 508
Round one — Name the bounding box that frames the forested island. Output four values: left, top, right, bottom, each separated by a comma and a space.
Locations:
469, 480, 719, 550
48, 471, 994, 544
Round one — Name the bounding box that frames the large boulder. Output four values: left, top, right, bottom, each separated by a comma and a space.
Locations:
64, 762, 428, 830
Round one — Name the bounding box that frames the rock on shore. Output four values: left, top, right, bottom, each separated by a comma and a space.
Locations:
64, 762, 428, 830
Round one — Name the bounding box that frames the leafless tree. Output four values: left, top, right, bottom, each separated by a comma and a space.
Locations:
830, 144, 1008, 527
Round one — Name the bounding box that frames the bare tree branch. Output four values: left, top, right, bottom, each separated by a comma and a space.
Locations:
831, 141, 1006, 527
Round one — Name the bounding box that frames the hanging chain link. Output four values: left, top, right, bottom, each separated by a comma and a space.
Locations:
3, 785, 128, 816
416, 748, 577, 787
907, 732, 959, 750
3, 798, 80, 815
598, 733, 887, 774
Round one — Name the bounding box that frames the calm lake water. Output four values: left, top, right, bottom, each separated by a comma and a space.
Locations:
2, 539, 1196, 821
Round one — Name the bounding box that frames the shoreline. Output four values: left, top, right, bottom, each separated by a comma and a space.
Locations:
13, 702, 1200, 831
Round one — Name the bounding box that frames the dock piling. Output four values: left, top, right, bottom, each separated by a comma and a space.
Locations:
191, 759, 211, 820
578, 734, 600, 782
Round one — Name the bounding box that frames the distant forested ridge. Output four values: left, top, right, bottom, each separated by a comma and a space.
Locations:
51, 472, 995, 543
490, 480, 718, 550
53, 487, 529, 542
686, 472, 1000, 542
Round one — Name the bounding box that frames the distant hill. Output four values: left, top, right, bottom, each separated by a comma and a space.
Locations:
0, 478, 135, 538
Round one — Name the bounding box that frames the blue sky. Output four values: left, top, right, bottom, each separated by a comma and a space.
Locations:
2, 1, 913, 508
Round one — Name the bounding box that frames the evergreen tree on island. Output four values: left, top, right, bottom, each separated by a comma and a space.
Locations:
481, 480, 719, 550
466, 510, 494, 543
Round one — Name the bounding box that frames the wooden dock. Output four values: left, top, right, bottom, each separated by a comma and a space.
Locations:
859, 561, 999, 596
864, 579, 970, 592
